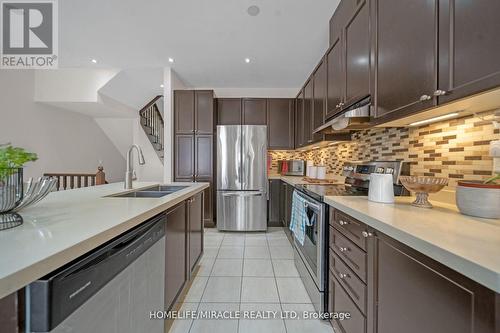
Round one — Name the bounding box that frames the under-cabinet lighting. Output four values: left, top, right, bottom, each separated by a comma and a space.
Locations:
168, 58, 174, 63
409, 113, 459, 126
312, 146, 320, 149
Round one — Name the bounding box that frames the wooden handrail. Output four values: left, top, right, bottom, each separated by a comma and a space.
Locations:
139, 95, 163, 117
44, 166, 106, 191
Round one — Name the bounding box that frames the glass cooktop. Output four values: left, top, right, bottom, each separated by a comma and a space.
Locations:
295, 184, 368, 201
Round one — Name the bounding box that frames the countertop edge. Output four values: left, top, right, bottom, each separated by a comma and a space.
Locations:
0, 183, 209, 299
324, 197, 500, 294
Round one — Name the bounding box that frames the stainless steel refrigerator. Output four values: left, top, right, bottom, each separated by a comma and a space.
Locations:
216, 125, 268, 231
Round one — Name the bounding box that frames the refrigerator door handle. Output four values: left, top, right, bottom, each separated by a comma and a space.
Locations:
222, 192, 263, 197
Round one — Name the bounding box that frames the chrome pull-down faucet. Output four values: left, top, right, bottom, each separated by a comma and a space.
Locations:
125, 145, 146, 189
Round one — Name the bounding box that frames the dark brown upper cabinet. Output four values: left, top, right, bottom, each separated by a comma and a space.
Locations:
195, 90, 214, 134
174, 90, 195, 134
267, 99, 295, 150
242, 98, 267, 125
344, 0, 370, 107
175, 90, 214, 134
194, 135, 213, 179
373, 0, 438, 120
312, 58, 327, 141
174, 134, 194, 180
438, 0, 500, 105
217, 98, 242, 125
303, 79, 313, 145
326, 35, 344, 119
295, 90, 304, 148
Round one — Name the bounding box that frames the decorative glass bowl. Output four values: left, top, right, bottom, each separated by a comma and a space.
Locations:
399, 176, 449, 208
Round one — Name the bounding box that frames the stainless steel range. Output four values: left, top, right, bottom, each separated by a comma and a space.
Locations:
292, 161, 410, 313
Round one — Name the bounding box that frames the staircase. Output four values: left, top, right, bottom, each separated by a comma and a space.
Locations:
139, 95, 164, 163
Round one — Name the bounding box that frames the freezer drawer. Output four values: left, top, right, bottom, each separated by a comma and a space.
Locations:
216, 191, 267, 231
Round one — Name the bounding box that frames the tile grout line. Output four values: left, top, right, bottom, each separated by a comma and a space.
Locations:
267, 230, 289, 333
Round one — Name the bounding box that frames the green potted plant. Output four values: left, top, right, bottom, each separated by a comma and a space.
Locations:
0, 143, 38, 213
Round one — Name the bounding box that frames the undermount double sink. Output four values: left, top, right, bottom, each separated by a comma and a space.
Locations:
111, 185, 188, 198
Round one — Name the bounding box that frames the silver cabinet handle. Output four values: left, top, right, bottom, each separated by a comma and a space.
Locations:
339, 247, 348, 253
339, 220, 349, 226
339, 273, 348, 279
362, 231, 373, 238
419, 95, 432, 101
433, 90, 448, 96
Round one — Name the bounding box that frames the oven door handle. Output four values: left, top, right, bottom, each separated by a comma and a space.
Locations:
304, 201, 321, 212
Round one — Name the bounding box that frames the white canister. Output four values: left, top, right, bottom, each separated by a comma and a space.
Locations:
316, 166, 327, 180
368, 173, 395, 203
308, 166, 318, 179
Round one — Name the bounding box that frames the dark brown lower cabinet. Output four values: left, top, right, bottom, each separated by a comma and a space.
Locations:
164, 202, 187, 310
187, 192, 203, 274
0, 292, 22, 333
328, 208, 500, 333
268, 179, 281, 226
373, 233, 498, 333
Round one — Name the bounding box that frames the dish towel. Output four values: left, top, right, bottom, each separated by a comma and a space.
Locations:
289, 190, 310, 245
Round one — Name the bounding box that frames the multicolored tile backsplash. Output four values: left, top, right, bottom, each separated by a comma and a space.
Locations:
269, 110, 500, 187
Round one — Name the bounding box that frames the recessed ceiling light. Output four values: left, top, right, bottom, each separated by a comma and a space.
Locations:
168, 58, 174, 63
160, 84, 164, 88
245, 58, 251, 63
409, 112, 460, 126
91, 59, 97, 64
247, 5, 260, 16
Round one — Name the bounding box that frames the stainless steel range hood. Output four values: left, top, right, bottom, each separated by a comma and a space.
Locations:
314, 97, 372, 134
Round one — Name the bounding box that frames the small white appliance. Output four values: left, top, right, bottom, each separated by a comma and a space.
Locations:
368, 173, 395, 203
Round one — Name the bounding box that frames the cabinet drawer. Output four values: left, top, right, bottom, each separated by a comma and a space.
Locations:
330, 227, 367, 283
330, 274, 366, 333
331, 210, 368, 251
330, 249, 366, 314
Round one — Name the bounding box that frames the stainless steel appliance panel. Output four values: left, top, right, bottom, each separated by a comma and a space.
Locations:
217, 191, 267, 231
241, 125, 267, 191
217, 125, 242, 190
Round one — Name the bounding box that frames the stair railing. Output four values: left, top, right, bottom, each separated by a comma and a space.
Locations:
139, 95, 164, 163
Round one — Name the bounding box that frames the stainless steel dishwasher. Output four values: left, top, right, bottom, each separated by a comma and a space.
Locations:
28, 214, 166, 333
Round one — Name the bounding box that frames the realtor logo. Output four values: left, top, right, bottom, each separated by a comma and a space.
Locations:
1, 0, 58, 68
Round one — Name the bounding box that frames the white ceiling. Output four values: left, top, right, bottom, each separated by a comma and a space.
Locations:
59, 0, 340, 89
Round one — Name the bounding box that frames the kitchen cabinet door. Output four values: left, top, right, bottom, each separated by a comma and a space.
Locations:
268, 179, 281, 226
279, 181, 286, 226
196, 179, 214, 226
217, 98, 242, 125
195, 90, 214, 134
373, 0, 437, 119
374, 232, 497, 333
174, 90, 195, 134
175, 134, 194, 180
438, 0, 500, 104
295, 91, 304, 148
326, 36, 344, 119
188, 192, 203, 274
164, 203, 187, 309
267, 99, 295, 149
312, 59, 327, 141
194, 135, 213, 179
303, 79, 313, 145
242, 98, 267, 125
344, 0, 370, 107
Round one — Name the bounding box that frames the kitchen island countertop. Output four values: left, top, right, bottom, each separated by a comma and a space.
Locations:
0, 181, 209, 299
325, 195, 500, 293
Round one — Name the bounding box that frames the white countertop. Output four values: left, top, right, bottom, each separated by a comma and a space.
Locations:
324, 196, 500, 293
0, 181, 209, 299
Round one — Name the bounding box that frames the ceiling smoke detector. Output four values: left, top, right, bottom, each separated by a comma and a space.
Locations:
247, 5, 260, 16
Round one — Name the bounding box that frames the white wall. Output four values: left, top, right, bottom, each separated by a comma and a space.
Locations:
34, 68, 119, 102
163, 68, 188, 182
0, 70, 126, 182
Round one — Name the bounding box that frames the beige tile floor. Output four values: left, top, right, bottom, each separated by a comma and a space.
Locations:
168, 227, 334, 333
